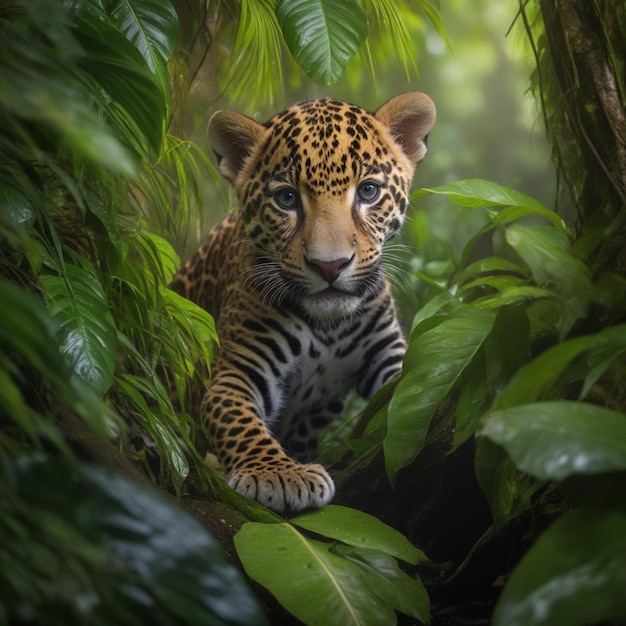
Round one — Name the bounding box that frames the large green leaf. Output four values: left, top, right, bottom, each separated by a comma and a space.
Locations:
41, 263, 117, 396
505, 225, 592, 318
493, 507, 626, 626
0, 282, 75, 452
74, 13, 166, 154
291, 505, 426, 565
384, 307, 496, 484
109, 0, 178, 106
1, 456, 267, 626
0, 37, 137, 175
478, 401, 626, 481
452, 305, 531, 451
109, 0, 178, 71
493, 325, 626, 410
0, 281, 59, 379
335, 545, 430, 625
276, 0, 368, 86
474, 437, 528, 525
414, 179, 567, 231
225, 0, 284, 106
235, 522, 429, 625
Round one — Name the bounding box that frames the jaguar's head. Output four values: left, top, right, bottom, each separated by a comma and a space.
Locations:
208, 93, 436, 320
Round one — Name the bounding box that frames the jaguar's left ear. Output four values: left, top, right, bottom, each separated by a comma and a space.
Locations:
375, 92, 436, 168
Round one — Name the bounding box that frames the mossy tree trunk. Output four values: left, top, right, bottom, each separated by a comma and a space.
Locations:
534, 0, 626, 275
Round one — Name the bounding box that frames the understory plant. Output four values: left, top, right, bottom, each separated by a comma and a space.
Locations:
236, 179, 626, 625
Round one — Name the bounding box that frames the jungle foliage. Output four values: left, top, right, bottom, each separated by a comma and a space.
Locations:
1, 1, 625, 625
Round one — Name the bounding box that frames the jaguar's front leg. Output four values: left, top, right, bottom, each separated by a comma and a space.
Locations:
202, 365, 334, 513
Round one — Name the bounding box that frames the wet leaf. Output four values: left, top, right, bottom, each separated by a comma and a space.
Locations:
479, 401, 626, 481
414, 179, 566, 230
291, 505, 426, 565
235, 522, 429, 625
385, 307, 496, 484
41, 263, 117, 396
276, 0, 368, 86
2, 456, 267, 626
493, 507, 626, 626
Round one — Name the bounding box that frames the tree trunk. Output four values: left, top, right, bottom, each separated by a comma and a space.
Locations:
533, 0, 626, 275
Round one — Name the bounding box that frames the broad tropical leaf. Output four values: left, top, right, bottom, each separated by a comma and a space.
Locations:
478, 401, 626, 481
1, 456, 268, 626
276, 0, 368, 85
0, 22, 137, 175
41, 263, 117, 396
385, 307, 496, 484
335, 545, 430, 625
109, 0, 179, 107
74, 13, 166, 154
474, 437, 528, 525
493, 507, 626, 626
109, 0, 179, 71
451, 305, 531, 450
505, 226, 591, 293
235, 522, 429, 625
413, 179, 566, 231
291, 505, 426, 564
493, 325, 626, 409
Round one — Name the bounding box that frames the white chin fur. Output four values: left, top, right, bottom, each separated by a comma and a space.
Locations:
301, 294, 362, 319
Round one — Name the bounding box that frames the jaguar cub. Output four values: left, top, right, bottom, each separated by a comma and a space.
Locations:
172, 93, 436, 513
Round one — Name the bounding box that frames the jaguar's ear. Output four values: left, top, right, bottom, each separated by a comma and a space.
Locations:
375, 92, 436, 168
208, 110, 266, 185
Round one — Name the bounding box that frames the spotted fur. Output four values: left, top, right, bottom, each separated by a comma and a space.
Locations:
172, 93, 436, 513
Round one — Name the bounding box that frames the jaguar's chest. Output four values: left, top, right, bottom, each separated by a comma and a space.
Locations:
267, 316, 375, 457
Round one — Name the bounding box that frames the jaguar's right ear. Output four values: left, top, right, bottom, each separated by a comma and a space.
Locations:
208, 110, 266, 185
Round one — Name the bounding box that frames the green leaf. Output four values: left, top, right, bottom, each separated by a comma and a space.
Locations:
505, 225, 591, 296
384, 308, 496, 484
494, 325, 626, 410
226, 0, 284, 106
470, 285, 558, 309
0, 281, 59, 379
114, 372, 190, 482
479, 401, 626, 481
276, 0, 368, 86
110, 0, 179, 72
291, 505, 426, 565
41, 263, 117, 396
3, 456, 268, 626
410, 291, 460, 332
0, 46, 138, 176
474, 437, 525, 525
161, 287, 216, 371
414, 179, 566, 231
75, 13, 166, 153
136, 229, 181, 284
456, 256, 528, 287
452, 305, 530, 451
109, 0, 179, 107
235, 522, 429, 625
493, 507, 626, 626
335, 545, 431, 625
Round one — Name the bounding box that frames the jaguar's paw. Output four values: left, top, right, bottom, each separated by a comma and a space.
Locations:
228, 462, 335, 514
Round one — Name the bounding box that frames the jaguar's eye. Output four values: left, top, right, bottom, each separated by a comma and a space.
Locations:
274, 187, 299, 210
357, 181, 380, 203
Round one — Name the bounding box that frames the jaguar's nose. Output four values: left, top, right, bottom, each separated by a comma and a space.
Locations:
305, 255, 353, 284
